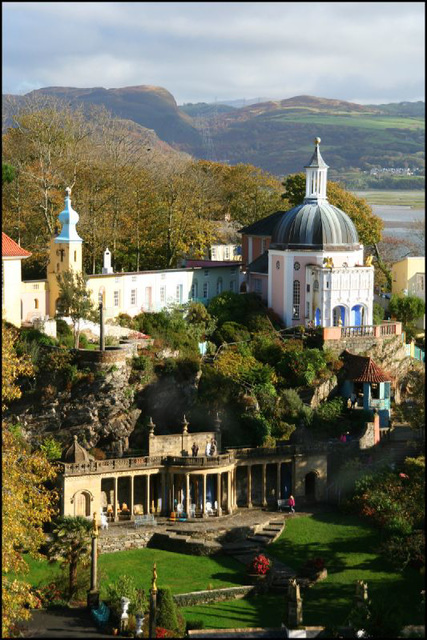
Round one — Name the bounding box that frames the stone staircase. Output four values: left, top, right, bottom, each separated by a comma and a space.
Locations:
221, 516, 297, 591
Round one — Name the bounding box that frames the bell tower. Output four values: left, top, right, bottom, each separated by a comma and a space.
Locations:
47, 187, 83, 317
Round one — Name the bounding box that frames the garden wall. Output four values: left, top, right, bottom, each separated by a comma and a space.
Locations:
173, 585, 255, 607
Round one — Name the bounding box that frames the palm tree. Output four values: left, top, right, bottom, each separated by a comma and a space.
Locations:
48, 516, 93, 600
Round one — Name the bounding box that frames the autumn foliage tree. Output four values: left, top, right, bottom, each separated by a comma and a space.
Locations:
2, 323, 58, 637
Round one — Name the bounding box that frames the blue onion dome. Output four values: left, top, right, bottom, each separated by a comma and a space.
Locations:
270, 138, 360, 251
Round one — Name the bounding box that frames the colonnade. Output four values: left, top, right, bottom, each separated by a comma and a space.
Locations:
99, 460, 292, 520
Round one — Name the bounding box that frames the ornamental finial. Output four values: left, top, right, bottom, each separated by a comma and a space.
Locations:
65, 186, 71, 196
92, 511, 99, 537
151, 562, 158, 592
314, 137, 321, 146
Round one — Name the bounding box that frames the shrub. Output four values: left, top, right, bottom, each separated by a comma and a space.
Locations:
239, 414, 271, 447
186, 620, 205, 631
89, 447, 106, 460
40, 437, 62, 461
174, 355, 201, 381
156, 588, 179, 634
56, 318, 72, 337
132, 355, 152, 371
105, 575, 147, 618
381, 531, 425, 570
116, 313, 137, 329
248, 554, 271, 575
78, 334, 89, 349
218, 321, 251, 344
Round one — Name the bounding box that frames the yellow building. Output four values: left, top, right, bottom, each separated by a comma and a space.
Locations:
391, 256, 425, 299
391, 256, 425, 331
2, 232, 31, 326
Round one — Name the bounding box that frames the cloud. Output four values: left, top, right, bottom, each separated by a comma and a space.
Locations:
2, 2, 425, 103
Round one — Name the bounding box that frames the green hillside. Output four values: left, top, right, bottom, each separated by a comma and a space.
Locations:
3, 88, 424, 179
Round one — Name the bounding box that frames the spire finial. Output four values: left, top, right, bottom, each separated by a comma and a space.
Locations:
151, 562, 158, 593
182, 415, 189, 433
65, 186, 71, 196
314, 137, 321, 146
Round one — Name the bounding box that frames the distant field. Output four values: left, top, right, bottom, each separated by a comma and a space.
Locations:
353, 190, 425, 208
268, 113, 424, 131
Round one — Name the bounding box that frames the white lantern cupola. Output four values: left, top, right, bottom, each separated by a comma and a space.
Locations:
304, 137, 329, 203
55, 187, 83, 244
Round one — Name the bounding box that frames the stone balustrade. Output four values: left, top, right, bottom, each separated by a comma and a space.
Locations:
323, 321, 402, 341
165, 453, 234, 467
58, 455, 163, 476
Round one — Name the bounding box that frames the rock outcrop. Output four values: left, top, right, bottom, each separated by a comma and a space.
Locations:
9, 363, 141, 456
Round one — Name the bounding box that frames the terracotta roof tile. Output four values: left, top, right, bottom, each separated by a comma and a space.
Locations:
342, 350, 391, 383
2, 232, 31, 258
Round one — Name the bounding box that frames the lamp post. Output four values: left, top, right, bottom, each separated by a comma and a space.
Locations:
87, 512, 100, 609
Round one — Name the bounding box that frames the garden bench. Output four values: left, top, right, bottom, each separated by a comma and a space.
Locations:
91, 601, 110, 629
277, 499, 291, 512
134, 514, 157, 527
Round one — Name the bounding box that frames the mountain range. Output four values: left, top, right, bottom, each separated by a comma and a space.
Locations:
3, 85, 424, 177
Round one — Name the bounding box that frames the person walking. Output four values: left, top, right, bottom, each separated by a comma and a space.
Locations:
288, 495, 296, 513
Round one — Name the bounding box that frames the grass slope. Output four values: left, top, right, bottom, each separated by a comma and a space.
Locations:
182, 512, 424, 629
17, 548, 247, 598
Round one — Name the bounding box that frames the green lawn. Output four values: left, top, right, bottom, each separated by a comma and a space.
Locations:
16, 513, 425, 630
181, 512, 424, 630
16, 548, 247, 598
268, 511, 425, 628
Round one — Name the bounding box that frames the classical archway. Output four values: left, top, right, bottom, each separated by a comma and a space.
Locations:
351, 304, 365, 326
74, 491, 91, 517
332, 305, 346, 327
305, 471, 319, 502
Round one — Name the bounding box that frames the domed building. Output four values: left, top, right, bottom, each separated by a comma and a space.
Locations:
240, 139, 374, 328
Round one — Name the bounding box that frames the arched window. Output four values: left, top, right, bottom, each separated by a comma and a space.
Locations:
293, 280, 300, 319
216, 277, 223, 295
34, 299, 39, 309
203, 282, 209, 299
191, 280, 198, 299
313, 279, 319, 292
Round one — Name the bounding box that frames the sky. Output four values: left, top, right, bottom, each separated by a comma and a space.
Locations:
2, 2, 425, 105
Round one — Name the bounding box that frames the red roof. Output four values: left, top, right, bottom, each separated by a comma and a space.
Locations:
343, 350, 391, 383
2, 232, 31, 258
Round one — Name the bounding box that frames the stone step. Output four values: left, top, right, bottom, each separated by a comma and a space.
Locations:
247, 535, 271, 545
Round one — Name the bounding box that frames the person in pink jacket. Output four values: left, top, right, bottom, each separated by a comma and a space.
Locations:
288, 495, 296, 513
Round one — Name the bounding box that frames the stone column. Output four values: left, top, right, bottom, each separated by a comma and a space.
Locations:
185, 473, 190, 516
130, 475, 134, 519
233, 468, 237, 508
87, 512, 100, 609
227, 470, 232, 514
276, 462, 281, 501
247, 466, 252, 508
202, 473, 207, 517
262, 464, 267, 507
113, 477, 118, 521
161, 473, 166, 515
146, 474, 150, 515
99, 303, 105, 352
216, 473, 222, 516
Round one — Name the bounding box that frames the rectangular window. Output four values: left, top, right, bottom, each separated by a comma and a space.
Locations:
254, 279, 262, 294
176, 284, 183, 303
229, 280, 235, 292
224, 247, 230, 259
306, 302, 310, 318
306, 284, 310, 293
32, 284, 39, 290
261, 238, 266, 253
211, 247, 217, 259
115, 277, 120, 283
203, 282, 209, 299
161, 273, 166, 280
204, 270, 209, 277
131, 289, 137, 306
114, 291, 119, 307
132, 275, 137, 282
160, 286, 166, 304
